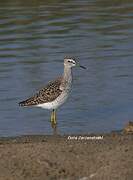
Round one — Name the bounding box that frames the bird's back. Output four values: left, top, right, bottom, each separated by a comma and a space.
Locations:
19, 77, 63, 107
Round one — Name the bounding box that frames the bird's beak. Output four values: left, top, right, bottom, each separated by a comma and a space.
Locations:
79, 65, 86, 69
77, 63, 86, 69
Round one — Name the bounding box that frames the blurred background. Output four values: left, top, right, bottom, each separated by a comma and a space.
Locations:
0, 0, 133, 136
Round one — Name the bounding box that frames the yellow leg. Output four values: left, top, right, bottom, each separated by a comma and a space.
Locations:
53, 110, 57, 125
50, 110, 54, 123
50, 109, 57, 129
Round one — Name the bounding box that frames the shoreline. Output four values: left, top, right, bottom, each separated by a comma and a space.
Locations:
0, 130, 125, 144
0, 131, 132, 180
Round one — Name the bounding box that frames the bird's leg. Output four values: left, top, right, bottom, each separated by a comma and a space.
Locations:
50, 110, 54, 123
50, 109, 57, 129
53, 109, 57, 125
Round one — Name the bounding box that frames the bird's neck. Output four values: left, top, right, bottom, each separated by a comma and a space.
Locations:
60, 66, 72, 91
63, 66, 72, 83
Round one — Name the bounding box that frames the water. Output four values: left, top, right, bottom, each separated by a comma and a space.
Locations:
0, 0, 133, 136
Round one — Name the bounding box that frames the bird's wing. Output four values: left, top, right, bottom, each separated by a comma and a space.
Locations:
19, 77, 62, 106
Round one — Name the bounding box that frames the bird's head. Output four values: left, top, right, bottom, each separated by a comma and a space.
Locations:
64, 58, 86, 69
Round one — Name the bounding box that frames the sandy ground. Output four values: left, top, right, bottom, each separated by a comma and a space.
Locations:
0, 132, 132, 180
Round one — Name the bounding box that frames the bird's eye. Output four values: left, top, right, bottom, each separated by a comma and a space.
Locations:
68, 59, 75, 64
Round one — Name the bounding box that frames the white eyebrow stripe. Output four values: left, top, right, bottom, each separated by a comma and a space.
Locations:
68, 59, 76, 64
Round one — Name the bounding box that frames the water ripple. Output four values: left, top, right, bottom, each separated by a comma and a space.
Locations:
0, 0, 133, 136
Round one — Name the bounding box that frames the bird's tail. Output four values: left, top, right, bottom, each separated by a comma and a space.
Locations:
19, 100, 27, 107
19, 96, 36, 107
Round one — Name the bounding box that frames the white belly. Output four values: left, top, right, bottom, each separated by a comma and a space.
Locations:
36, 91, 69, 110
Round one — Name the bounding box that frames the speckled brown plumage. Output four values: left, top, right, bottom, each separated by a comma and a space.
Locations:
19, 77, 62, 106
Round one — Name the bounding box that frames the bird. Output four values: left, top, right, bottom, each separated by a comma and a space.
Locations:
19, 58, 86, 129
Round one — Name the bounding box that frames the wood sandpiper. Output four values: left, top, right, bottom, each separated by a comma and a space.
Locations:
19, 58, 86, 129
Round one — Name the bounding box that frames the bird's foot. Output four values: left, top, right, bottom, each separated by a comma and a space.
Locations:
51, 122, 57, 129
51, 118, 57, 129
